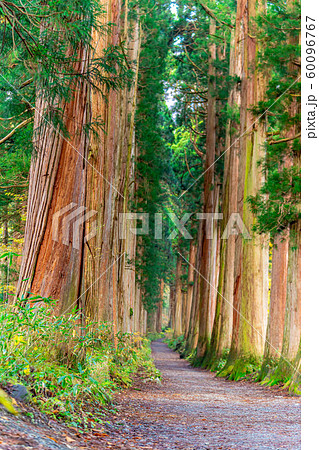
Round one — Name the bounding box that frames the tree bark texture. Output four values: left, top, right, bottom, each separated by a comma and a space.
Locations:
16, 0, 146, 334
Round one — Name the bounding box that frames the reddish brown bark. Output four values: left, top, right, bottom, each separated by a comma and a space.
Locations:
16, 1, 146, 335
279, 220, 301, 373
206, 28, 240, 366
169, 283, 176, 330
270, 0, 301, 384
220, 0, 269, 377
235, 0, 269, 362
185, 222, 203, 353
196, 18, 217, 359
174, 255, 183, 336
16, 47, 89, 311
277, 0, 301, 383
155, 279, 164, 333
184, 242, 196, 337
262, 236, 289, 370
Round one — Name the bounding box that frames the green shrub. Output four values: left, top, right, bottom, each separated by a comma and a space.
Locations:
147, 331, 165, 341
0, 298, 160, 428
164, 331, 185, 354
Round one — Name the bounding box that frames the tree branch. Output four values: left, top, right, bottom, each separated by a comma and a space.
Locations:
184, 147, 195, 179
0, 107, 34, 121
0, 183, 28, 189
0, 117, 33, 145
190, 133, 204, 159
19, 78, 33, 89
268, 132, 301, 145
184, 45, 204, 74
196, 1, 234, 29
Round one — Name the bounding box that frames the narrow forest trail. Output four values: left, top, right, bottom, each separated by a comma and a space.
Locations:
0, 341, 301, 450
96, 341, 301, 449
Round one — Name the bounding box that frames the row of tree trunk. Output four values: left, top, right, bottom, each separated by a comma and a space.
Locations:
170, 0, 300, 386
16, 0, 147, 336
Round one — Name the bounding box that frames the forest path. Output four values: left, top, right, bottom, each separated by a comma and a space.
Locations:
96, 340, 301, 449
0, 341, 301, 450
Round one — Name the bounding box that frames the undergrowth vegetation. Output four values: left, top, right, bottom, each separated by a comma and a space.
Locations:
165, 331, 186, 355
0, 298, 160, 428
147, 332, 165, 341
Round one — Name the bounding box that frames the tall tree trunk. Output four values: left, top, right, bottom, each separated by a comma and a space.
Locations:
147, 308, 157, 333
156, 279, 164, 333
196, 18, 216, 360
16, 0, 145, 334
16, 46, 89, 311
184, 241, 196, 337
168, 283, 176, 330
276, 219, 301, 385
264, 0, 301, 386
185, 223, 203, 354
174, 254, 183, 336
276, 117, 301, 386
206, 28, 241, 368
260, 235, 288, 378
84, 2, 142, 332
220, 0, 269, 379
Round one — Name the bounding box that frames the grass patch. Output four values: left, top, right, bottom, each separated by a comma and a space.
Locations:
0, 298, 160, 428
218, 356, 261, 381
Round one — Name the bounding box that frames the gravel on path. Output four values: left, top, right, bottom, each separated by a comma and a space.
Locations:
0, 341, 301, 449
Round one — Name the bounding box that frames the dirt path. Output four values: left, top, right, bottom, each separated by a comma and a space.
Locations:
0, 341, 301, 449
98, 341, 301, 449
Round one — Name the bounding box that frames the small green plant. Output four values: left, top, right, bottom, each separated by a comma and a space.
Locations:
0, 298, 160, 428
164, 332, 185, 354
147, 331, 165, 341
211, 348, 230, 372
